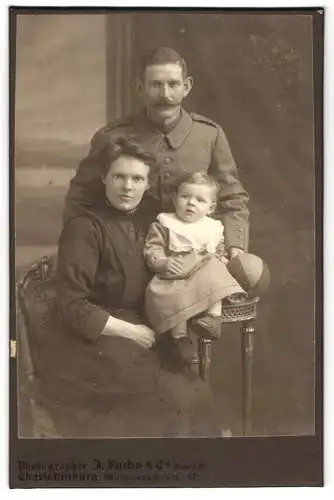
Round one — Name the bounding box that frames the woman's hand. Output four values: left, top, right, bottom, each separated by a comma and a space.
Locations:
128, 324, 156, 349
102, 316, 155, 349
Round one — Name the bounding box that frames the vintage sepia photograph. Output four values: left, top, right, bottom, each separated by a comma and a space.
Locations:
10, 7, 323, 487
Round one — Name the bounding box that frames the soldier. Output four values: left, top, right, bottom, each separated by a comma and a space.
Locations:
64, 46, 249, 258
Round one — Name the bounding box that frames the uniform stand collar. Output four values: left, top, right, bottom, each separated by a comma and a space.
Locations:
134, 108, 193, 150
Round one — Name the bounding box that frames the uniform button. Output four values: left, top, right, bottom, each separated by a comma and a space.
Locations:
163, 157, 172, 164
163, 171, 171, 179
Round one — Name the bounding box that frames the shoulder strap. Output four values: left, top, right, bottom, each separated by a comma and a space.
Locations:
94, 115, 136, 137
89, 115, 136, 156
190, 112, 219, 129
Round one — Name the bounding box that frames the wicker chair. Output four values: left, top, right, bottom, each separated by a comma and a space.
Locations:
16, 255, 259, 437
16, 255, 61, 437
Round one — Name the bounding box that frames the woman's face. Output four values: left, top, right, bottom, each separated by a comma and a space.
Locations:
104, 155, 150, 212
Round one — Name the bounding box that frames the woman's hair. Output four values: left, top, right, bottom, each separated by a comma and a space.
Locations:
97, 136, 159, 184
174, 172, 220, 201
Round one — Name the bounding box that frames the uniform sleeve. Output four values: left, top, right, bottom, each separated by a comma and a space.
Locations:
57, 217, 109, 343
62, 123, 117, 224
215, 238, 228, 263
143, 222, 170, 273
63, 157, 105, 223
211, 220, 227, 261
209, 126, 250, 251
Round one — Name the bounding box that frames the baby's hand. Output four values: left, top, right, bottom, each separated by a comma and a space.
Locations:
149, 255, 169, 273
166, 255, 185, 276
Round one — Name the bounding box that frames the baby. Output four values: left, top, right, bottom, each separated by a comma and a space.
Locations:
144, 172, 247, 363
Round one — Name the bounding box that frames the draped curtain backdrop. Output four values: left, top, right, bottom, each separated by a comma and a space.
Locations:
107, 12, 315, 436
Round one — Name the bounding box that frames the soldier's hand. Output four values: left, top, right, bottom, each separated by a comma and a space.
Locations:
229, 247, 245, 259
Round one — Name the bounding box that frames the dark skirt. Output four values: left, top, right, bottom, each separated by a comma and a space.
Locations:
17, 262, 221, 438
32, 325, 221, 438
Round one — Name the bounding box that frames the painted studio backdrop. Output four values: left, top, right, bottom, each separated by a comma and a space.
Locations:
15, 12, 315, 436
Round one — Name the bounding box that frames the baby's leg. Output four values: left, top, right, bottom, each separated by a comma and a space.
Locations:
170, 321, 188, 339
191, 301, 222, 340
207, 300, 222, 317
193, 292, 248, 339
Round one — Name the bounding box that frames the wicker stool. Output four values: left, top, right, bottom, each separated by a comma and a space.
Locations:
192, 297, 259, 436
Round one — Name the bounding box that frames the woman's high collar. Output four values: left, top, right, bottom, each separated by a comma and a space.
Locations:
103, 197, 139, 217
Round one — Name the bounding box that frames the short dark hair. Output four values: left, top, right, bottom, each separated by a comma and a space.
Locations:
174, 172, 220, 201
139, 46, 188, 80
98, 136, 159, 185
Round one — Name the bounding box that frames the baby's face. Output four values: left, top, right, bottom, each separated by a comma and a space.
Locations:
174, 183, 215, 223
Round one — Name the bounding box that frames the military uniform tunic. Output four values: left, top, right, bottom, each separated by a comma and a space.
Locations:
64, 109, 250, 251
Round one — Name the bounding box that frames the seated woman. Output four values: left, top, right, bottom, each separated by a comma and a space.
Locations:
31, 137, 221, 438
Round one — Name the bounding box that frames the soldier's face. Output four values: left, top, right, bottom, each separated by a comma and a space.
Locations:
104, 155, 150, 212
139, 64, 193, 125
174, 183, 216, 223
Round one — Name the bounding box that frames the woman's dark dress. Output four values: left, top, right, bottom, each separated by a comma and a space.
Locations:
34, 203, 220, 437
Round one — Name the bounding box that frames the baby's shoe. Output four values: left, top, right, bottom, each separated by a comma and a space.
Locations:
191, 315, 222, 340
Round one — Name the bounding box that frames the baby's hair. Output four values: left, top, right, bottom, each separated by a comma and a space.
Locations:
174, 172, 220, 201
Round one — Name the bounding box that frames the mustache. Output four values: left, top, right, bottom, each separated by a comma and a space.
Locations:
154, 100, 175, 107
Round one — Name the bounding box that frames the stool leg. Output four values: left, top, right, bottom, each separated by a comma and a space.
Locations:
241, 320, 255, 436
198, 337, 212, 382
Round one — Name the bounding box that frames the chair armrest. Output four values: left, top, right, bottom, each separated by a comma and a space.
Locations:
16, 254, 58, 379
